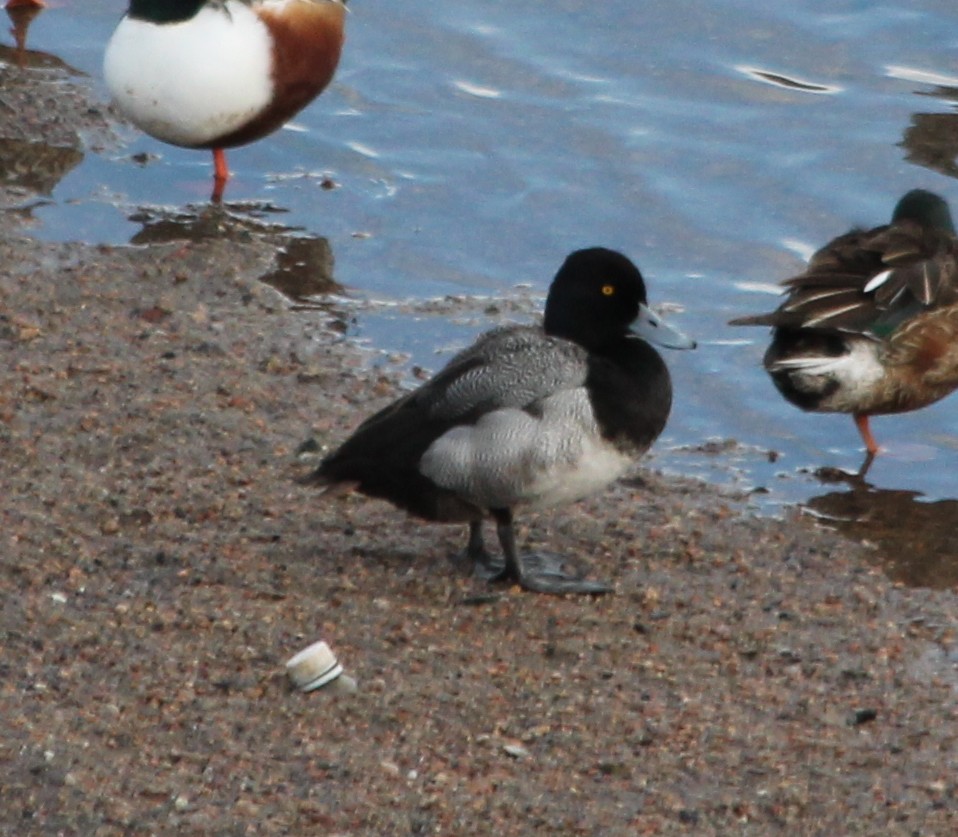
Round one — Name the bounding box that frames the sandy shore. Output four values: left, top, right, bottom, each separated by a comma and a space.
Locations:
2, 41, 958, 836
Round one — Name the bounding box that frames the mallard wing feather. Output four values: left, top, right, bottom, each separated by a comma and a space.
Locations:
731, 220, 958, 335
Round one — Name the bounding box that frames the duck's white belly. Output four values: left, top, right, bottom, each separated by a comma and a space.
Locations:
522, 435, 633, 510
103, 2, 273, 147
420, 389, 633, 511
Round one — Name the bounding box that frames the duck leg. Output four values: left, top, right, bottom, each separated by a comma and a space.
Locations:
489, 508, 611, 595
853, 413, 879, 456
449, 520, 499, 577
211, 148, 230, 203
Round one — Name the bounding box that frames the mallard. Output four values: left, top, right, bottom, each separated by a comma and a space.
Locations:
731, 189, 958, 463
103, 0, 347, 201
306, 248, 695, 595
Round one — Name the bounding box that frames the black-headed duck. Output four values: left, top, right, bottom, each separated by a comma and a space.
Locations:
307, 247, 695, 595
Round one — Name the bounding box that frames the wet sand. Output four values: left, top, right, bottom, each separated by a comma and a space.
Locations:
2, 44, 958, 836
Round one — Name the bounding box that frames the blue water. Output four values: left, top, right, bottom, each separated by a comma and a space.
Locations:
13, 1, 958, 530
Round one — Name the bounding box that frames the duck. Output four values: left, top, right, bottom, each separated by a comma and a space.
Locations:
305, 247, 696, 595
103, 0, 347, 201
731, 189, 958, 469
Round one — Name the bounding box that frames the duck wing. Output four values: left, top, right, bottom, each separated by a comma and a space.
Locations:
308, 326, 589, 517
415, 326, 589, 421
731, 220, 958, 336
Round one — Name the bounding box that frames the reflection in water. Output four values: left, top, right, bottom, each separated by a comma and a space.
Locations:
4, 3, 41, 67
2, 4, 80, 74
259, 236, 341, 302
128, 202, 343, 302
890, 77, 958, 177
900, 81, 958, 180
0, 10, 89, 203
901, 112, 958, 178
805, 474, 958, 590
0, 138, 82, 196
128, 202, 293, 246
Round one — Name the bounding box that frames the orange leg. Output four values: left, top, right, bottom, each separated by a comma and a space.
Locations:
211, 147, 230, 203
5, 0, 45, 8
853, 413, 879, 456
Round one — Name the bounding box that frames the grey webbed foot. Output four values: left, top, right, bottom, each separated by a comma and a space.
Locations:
510, 551, 612, 595
487, 509, 613, 596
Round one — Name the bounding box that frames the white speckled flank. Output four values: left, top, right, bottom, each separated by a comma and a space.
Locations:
420, 389, 633, 511
103, 2, 273, 148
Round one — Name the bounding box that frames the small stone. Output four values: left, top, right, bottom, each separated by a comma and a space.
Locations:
296, 438, 321, 456
848, 708, 878, 726
18, 325, 41, 341
502, 742, 531, 759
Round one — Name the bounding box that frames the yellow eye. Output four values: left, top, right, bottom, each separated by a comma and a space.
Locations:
601, 284, 615, 296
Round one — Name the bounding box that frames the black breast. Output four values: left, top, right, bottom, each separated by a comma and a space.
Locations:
585, 340, 672, 454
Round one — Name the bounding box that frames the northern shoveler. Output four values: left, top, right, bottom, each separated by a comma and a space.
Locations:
731, 189, 958, 468
305, 248, 695, 595
103, 0, 348, 201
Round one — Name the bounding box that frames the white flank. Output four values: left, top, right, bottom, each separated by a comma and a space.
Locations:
420, 389, 632, 511
104, 1, 273, 147
771, 340, 886, 409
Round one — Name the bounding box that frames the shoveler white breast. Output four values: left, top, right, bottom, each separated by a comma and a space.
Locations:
103, 0, 347, 198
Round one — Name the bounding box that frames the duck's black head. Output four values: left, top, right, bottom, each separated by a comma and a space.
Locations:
544, 247, 694, 353
892, 189, 955, 234
544, 248, 647, 349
